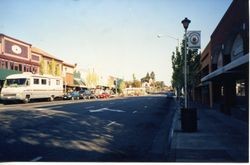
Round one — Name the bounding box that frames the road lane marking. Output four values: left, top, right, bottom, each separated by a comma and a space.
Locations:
107, 121, 116, 126
31, 156, 43, 162
132, 111, 137, 113
144, 106, 148, 108
106, 121, 122, 127
89, 108, 125, 113
34, 108, 48, 111
89, 108, 109, 112
85, 106, 95, 109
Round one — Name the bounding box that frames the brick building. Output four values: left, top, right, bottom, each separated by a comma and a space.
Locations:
0, 34, 39, 73
0, 34, 76, 93
201, 0, 249, 121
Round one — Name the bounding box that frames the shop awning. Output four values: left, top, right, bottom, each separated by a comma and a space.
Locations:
73, 78, 87, 87
0, 69, 21, 80
201, 54, 249, 82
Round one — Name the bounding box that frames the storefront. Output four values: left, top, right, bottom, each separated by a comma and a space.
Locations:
200, 0, 249, 121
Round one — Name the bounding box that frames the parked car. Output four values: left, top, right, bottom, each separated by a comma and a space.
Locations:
63, 91, 80, 100
97, 92, 110, 99
79, 89, 96, 99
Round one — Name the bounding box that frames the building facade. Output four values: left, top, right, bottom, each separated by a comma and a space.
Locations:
0, 34, 39, 73
201, 0, 249, 121
0, 34, 75, 93
31, 46, 63, 76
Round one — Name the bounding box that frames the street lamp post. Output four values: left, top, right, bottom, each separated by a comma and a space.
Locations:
181, 17, 191, 109
180, 17, 197, 133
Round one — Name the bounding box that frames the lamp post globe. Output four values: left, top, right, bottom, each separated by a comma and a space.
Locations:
181, 17, 191, 30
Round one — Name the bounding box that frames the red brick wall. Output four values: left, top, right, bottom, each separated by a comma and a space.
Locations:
4, 39, 29, 58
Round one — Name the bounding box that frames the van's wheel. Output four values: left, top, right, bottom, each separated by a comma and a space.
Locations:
23, 95, 30, 103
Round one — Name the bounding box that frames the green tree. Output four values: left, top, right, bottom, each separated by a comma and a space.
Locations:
85, 69, 99, 88
117, 79, 126, 94
51, 59, 56, 76
125, 81, 133, 88
171, 39, 200, 98
132, 73, 136, 82
131, 74, 141, 87
141, 72, 151, 83
73, 70, 81, 79
171, 46, 184, 97
133, 80, 141, 88
55, 64, 61, 76
150, 71, 155, 81
39, 57, 45, 75
155, 81, 165, 91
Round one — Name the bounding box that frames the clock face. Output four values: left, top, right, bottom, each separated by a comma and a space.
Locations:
11, 45, 22, 54
190, 33, 199, 45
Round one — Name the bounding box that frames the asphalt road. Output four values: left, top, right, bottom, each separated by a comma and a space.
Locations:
0, 94, 177, 162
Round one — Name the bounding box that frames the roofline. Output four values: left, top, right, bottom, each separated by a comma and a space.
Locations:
63, 62, 75, 67
211, 0, 234, 38
31, 47, 63, 62
0, 33, 32, 46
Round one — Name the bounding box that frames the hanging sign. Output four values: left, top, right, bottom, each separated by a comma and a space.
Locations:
187, 31, 201, 49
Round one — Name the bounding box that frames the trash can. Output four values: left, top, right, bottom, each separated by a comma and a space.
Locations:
181, 108, 197, 132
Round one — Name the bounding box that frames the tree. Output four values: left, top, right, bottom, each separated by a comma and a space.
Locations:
117, 79, 126, 94
132, 73, 136, 82
150, 71, 155, 81
85, 69, 99, 88
50, 59, 56, 76
133, 80, 141, 88
171, 46, 184, 97
131, 74, 141, 88
171, 39, 200, 99
141, 72, 151, 83
155, 81, 165, 91
125, 81, 133, 88
55, 64, 61, 76
39, 57, 45, 75
73, 70, 81, 79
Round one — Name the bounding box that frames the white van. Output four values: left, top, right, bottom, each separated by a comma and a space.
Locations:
0, 72, 63, 103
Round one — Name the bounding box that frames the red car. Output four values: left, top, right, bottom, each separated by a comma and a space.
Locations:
98, 92, 110, 99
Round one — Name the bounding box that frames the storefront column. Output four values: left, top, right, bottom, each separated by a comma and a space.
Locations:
222, 79, 235, 115
209, 82, 213, 108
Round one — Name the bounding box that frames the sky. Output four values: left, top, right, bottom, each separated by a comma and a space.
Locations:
0, 0, 232, 86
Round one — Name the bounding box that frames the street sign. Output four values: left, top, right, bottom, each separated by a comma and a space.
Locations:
187, 31, 201, 49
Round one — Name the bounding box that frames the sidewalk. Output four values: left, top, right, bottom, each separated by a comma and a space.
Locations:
168, 101, 249, 162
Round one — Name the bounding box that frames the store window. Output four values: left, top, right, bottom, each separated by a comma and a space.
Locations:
14, 65, 18, 71
5, 61, 8, 69
0, 60, 5, 69
236, 80, 245, 96
10, 62, 14, 70
231, 34, 244, 61
19, 64, 22, 72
